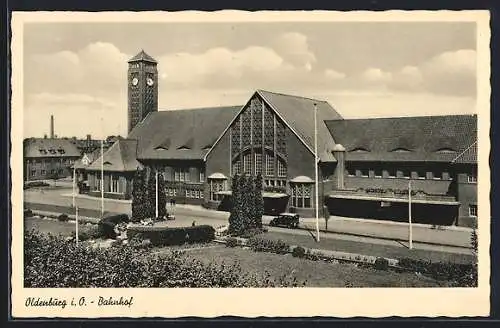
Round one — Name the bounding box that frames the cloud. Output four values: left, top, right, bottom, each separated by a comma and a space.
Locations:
386, 49, 476, 96
324, 69, 346, 80
274, 32, 317, 70
361, 68, 393, 84
158, 46, 287, 86
26, 42, 129, 96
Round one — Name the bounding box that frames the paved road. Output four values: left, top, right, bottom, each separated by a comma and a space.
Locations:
23, 187, 472, 249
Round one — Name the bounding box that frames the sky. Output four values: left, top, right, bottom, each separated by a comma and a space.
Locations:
23, 21, 477, 139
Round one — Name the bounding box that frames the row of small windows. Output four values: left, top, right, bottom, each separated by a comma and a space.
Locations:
346, 166, 477, 183
346, 167, 452, 181
27, 158, 75, 165
30, 168, 64, 177
233, 152, 286, 177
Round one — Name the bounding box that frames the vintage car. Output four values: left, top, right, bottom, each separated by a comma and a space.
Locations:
269, 212, 300, 229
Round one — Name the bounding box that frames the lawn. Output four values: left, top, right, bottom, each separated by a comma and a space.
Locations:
184, 245, 446, 287
263, 231, 474, 264
25, 216, 92, 236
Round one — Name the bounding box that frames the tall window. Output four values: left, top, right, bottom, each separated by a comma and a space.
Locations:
199, 170, 205, 182
374, 168, 383, 178
291, 183, 312, 208
346, 166, 355, 177
277, 159, 287, 177
469, 204, 478, 217
95, 176, 101, 191
255, 153, 262, 175
233, 159, 241, 175
387, 168, 396, 178
111, 174, 119, 193
209, 179, 226, 201
174, 167, 190, 182
243, 154, 252, 174
468, 167, 477, 183
265, 153, 274, 176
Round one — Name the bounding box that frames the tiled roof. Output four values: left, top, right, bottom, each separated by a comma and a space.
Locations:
128, 106, 242, 160
325, 114, 477, 162
257, 90, 343, 162
452, 141, 478, 164
24, 138, 81, 158
128, 50, 157, 64
87, 139, 142, 172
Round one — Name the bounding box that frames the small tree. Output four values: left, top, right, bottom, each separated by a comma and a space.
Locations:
157, 171, 167, 218
254, 174, 264, 229
131, 168, 146, 222
145, 169, 157, 219
229, 174, 243, 235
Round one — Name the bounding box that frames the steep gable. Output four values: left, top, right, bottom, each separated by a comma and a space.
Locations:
129, 106, 241, 160
87, 139, 142, 172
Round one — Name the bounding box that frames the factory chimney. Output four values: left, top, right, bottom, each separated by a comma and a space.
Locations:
50, 115, 55, 139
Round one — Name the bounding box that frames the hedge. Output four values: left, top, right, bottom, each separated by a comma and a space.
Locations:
98, 214, 130, 239
127, 225, 215, 246
397, 257, 477, 286
24, 230, 304, 288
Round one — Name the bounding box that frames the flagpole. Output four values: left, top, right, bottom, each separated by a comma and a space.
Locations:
101, 138, 104, 218
72, 166, 76, 208
408, 179, 413, 250
75, 205, 79, 246
314, 103, 320, 242
155, 169, 159, 218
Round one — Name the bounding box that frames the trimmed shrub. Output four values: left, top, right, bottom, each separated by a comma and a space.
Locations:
374, 257, 389, 271
127, 225, 215, 246
247, 236, 290, 254
226, 237, 238, 248
398, 257, 476, 286
292, 246, 306, 258
24, 230, 304, 288
57, 213, 69, 222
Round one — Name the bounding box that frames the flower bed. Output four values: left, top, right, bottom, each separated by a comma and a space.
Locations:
24, 230, 303, 288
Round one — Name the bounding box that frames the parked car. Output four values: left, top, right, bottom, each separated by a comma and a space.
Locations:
269, 212, 300, 229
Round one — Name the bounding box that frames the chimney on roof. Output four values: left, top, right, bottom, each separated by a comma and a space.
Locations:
50, 115, 54, 139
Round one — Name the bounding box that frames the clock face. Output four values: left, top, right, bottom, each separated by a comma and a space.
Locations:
147, 78, 154, 86
132, 77, 138, 86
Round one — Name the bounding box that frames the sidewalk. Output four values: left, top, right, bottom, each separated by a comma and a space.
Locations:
27, 190, 472, 249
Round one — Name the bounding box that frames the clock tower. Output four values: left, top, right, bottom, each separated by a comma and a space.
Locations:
127, 50, 158, 134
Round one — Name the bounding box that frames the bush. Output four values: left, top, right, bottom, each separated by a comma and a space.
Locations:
127, 225, 215, 246
98, 214, 129, 240
57, 214, 69, 222
398, 257, 476, 286
374, 257, 389, 271
292, 246, 306, 258
24, 230, 304, 288
226, 237, 238, 248
24, 209, 33, 218
72, 225, 102, 241
247, 236, 290, 254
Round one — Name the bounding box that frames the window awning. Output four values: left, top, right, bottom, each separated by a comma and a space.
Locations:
290, 175, 314, 183
216, 190, 288, 198
208, 172, 228, 179
329, 193, 460, 206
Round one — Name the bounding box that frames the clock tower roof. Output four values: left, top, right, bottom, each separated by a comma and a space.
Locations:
128, 49, 157, 64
